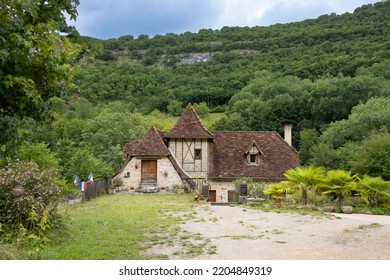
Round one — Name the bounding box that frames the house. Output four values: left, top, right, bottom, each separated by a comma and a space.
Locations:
113, 105, 299, 202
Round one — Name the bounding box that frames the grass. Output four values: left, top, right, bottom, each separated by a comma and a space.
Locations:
33, 193, 194, 260
143, 112, 225, 132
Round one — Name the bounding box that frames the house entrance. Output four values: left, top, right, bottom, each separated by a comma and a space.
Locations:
141, 160, 157, 183
209, 190, 216, 202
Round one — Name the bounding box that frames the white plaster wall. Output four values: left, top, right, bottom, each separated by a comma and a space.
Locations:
168, 138, 209, 178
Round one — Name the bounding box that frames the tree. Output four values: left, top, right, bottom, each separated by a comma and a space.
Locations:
350, 133, 390, 180
0, 0, 82, 143
167, 100, 183, 116
298, 129, 319, 165
358, 175, 390, 208
284, 166, 325, 205
319, 170, 362, 207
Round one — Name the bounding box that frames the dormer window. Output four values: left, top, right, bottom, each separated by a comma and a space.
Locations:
245, 141, 262, 165
249, 154, 257, 164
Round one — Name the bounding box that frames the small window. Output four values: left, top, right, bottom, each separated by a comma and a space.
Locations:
195, 148, 202, 160
249, 154, 257, 164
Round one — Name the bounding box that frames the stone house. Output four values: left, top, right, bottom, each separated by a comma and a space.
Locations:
113, 105, 299, 202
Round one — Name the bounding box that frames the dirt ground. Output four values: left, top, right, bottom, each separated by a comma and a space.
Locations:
149, 204, 390, 260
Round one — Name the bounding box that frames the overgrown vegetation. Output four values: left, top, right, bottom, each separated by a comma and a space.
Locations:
0, 160, 64, 255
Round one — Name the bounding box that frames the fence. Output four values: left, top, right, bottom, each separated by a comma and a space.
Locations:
182, 177, 206, 192
84, 178, 112, 201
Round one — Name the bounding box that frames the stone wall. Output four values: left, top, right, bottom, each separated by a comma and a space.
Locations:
113, 157, 183, 192
156, 157, 183, 190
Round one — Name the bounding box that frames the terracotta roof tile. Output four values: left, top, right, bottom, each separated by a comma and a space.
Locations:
124, 141, 138, 156
165, 104, 213, 139
209, 131, 299, 179
132, 127, 170, 157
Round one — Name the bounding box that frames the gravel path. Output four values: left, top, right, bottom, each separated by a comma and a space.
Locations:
179, 205, 390, 260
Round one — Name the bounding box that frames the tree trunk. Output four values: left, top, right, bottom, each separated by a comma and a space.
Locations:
302, 190, 308, 205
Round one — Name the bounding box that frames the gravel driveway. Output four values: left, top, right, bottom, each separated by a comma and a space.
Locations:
177, 205, 390, 260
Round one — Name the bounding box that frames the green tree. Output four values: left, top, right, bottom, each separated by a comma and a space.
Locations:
65, 149, 112, 182
0, 0, 81, 120
350, 133, 390, 180
298, 129, 319, 165
0, 0, 82, 152
358, 175, 390, 208
319, 170, 362, 207
167, 100, 183, 116
284, 166, 325, 205
13, 142, 60, 171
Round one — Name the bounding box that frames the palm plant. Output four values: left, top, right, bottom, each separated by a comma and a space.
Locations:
284, 166, 325, 205
264, 181, 293, 202
319, 170, 363, 207
358, 175, 390, 208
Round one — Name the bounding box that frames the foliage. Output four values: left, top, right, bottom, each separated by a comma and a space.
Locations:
298, 129, 319, 165
233, 177, 267, 199
358, 175, 390, 208
65, 149, 112, 183
310, 98, 390, 179
167, 100, 184, 116
11, 142, 60, 171
318, 170, 364, 206
0, 0, 83, 149
284, 166, 325, 205
263, 182, 293, 202
349, 133, 390, 180
0, 160, 63, 246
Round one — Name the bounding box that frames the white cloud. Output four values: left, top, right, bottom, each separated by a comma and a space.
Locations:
70, 0, 377, 39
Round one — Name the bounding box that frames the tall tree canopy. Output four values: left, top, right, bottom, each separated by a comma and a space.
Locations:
0, 0, 81, 120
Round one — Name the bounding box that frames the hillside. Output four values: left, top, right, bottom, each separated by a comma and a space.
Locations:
2, 1, 389, 183
75, 1, 390, 109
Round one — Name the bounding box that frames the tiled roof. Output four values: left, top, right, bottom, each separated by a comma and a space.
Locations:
165, 104, 213, 139
132, 127, 170, 157
209, 131, 299, 179
124, 141, 138, 157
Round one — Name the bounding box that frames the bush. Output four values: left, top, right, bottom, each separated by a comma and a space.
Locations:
0, 160, 63, 246
233, 177, 267, 200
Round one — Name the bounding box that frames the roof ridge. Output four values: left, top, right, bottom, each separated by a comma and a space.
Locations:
187, 104, 213, 138
165, 104, 213, 138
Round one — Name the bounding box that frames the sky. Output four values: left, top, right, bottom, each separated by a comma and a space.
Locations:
69, 0, 378, 39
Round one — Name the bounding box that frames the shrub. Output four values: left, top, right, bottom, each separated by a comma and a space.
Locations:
233, 177, 267, 200
0, 160, 63, 246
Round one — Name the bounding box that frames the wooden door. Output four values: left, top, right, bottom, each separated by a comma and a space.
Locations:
209, 190, 216, 202
228, 190, 235, 202
141, 160, 157, 183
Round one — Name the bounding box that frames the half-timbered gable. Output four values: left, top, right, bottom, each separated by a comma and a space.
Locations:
165, 105, 213, 178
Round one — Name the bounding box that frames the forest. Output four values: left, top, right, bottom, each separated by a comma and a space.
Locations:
1, 1, 389, 182
1, 1, 390, 250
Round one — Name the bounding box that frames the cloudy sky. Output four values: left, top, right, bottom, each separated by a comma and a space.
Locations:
70, 0, 377, 39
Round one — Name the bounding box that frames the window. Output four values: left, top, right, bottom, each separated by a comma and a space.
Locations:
195, 148, 202, 159
249, 154, 257, 164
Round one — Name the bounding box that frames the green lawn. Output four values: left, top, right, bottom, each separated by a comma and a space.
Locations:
35, 193, 195, 260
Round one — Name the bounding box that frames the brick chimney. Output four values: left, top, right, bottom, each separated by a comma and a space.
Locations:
284, 123, 293, 147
